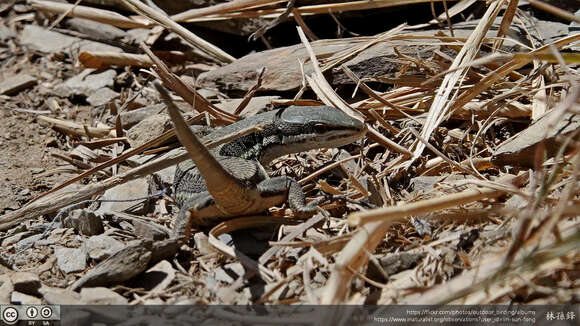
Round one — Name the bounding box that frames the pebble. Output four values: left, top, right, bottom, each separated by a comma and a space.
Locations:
55, 247, 87, 273
10, 272, 41, 297
80, 287, 128, 305
84, 234, 124, 261
63, 209, 104, 236
11, 291, 42, 305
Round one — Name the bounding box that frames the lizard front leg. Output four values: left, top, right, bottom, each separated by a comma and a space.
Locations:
257, 176, 322, 217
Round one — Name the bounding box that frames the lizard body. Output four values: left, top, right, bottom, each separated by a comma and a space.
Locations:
154, 83, 366, 240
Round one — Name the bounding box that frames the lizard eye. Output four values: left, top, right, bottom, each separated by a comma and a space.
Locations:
313, 123, 329, 134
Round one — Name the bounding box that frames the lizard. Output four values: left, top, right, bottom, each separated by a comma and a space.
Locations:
153, 82, 367, 243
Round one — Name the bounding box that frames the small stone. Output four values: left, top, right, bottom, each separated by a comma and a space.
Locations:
67, 18, 127, 42
492, 111, 580, 168
84, 234, 124, 261
379, 252, 426, 276
411, 218, 432, 236
39, 286, 81, 305
152, 166, 176, 187
2, 231, 34, 247
11, 291, 42, 305
95, 178, 149, 215
63, 209, 104, 236
409, 176, 443, 193
71, 239, 152, 290
218, 233, 233, 245
133, 220, 167, 241
54, 69, 116, 98
45, 137, 58, 147
18, 188, 30, 196
118, 104, 165, 129
0, 279, 13, 304
55, 247, 87, 273
215, 96, 280, 117
570, 10, 580, 32
10, 272, 41, 297
31, 168, 45, 174
14, 234, 43, 251
78, 40, 122, 53
0, 74, 37, 96
126, 114, 170, 149
0, 23, 15, 41
214, 263, 245, 284
86, 87, 119, 106
193, 232, 214, 255
20, 25, 77, 53
504, 194, 527, 209
80, 287, 128, 304
136, 260, 175, 294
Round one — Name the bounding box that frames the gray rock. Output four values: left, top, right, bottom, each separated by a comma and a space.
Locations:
193, 232, 213, 255
14, 234, 43, 251
118, 104, 165, 129
411, 218, 432, 236
95, 178, 149, 215
153, 166, 176, 187
215, 96, 280, 117
67, 18, 127, 42
126, 28, 150, 43
125, 154, 157, 167
359, 175, 384, 207
504, 194, 528, 209
86, 87, 119, 106
10, 272, 41, 297
492, 111, 579, 168
31, 167, 45, 174
217, 233, 233, 245
198, 17, 568, 93
2, 231, 35, 247
126, 114, 170, 148
39, 286, 82, 305
80, 287, 128, 304
379, 252, 425, 276
77, 39, 122, 53
20, 25, 77, 53
138, 260, 175, 293
214, 262, 245, 284
54, 69, 116, 98
63, 209, 104, 236
11, 291, 42, 305
0, 23, 15, 41
133, 220, 167, 241
71, 239, 152, 290
0, 74, 37, 95
0, 279, 13, 304
55, 247, 87, 274
571, 10, 580, 35
409, 176, 444, 194
84, 234, 124, 261
36, 228, 68, 246
20, 25, 122, 54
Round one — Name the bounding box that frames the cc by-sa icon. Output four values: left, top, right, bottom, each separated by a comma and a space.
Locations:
2, 307, 19, 324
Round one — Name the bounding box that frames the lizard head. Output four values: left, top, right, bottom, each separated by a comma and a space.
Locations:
260, 105, 367, 164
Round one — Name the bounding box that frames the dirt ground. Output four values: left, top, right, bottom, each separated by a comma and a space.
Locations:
0, 109, 59, 213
